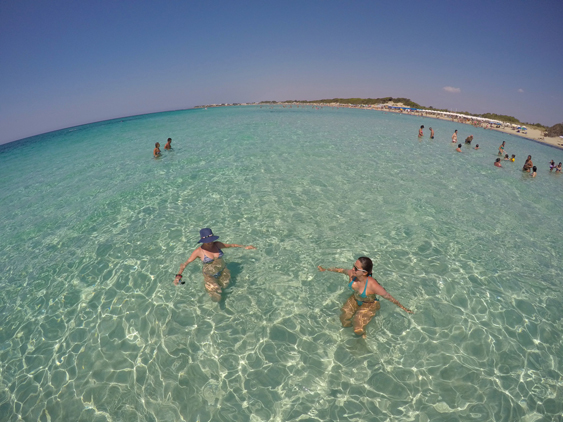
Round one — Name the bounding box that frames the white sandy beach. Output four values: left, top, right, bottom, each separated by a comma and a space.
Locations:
371, 102, 561, 151
298, 101, 563, 151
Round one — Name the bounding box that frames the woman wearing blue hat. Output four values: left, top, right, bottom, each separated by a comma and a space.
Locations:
174, 228, 256, 301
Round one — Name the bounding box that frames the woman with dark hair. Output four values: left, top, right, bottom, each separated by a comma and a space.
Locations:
523, 155, 533, 172
318, 257, 413, 337
498, 141, 506, 156
174, 228, 256, 301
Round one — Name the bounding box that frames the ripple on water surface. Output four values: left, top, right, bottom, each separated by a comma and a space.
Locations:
0, 106, 562, 421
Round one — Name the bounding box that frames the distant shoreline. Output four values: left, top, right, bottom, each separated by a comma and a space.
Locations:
196, 102, 563, 151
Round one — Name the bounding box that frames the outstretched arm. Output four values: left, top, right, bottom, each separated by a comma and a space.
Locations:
380, 291, 413, 314
217, 242, 256, 250
370, 281, 413, 313
318, 266, 352, 276
174, 249, 200, 285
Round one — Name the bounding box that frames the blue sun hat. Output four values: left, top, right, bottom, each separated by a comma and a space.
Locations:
198, 228, 219, 243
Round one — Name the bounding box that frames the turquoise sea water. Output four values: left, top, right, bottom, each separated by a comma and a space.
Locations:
1, 106, 562, 421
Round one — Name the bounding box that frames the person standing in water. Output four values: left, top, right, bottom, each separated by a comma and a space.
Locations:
498, 141, 506, 156
429, 127, 434, 139
318, 257, 412, 337
164, 138, 172, 150
153, 142, 161, 158
418, 125, 424, 137
174, 228, 256, 302
523, 155, 533, 172
452, 130, 458, 143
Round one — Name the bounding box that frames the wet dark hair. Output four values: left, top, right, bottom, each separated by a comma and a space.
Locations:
420, 125, 424, 129
533, 166, 537, 171
167, 138, 172, 141
458, 144, 461, 148
155, 142, 159, 147
496, 158, 501, 162
357, 257, 373, 275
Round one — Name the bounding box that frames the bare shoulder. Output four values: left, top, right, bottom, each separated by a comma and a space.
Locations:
192, 246, 203, 257
368, 276, 381, 286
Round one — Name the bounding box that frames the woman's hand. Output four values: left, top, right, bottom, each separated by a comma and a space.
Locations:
245, 245, 256, 250
174, 274, 184, 285
318, 266, 326, 272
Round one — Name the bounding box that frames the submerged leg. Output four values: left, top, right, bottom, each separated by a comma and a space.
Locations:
203, 275, 222, 302
217, 267, 231, 289
353, 301, 380, 336
340, 295, 360, 328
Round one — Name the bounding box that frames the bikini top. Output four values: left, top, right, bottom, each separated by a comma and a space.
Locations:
348, 277, 378, 302
202, 249, 223, 263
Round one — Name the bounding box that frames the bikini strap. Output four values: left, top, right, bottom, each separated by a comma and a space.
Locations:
361, 278, 369, 296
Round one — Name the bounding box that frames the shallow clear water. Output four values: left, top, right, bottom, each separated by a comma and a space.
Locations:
1, 106, 562, 421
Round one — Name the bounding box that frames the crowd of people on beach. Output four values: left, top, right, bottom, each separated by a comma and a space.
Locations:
418, 126, 562, 177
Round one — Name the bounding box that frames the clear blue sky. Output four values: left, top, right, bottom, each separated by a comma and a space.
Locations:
1, 0, 562, 144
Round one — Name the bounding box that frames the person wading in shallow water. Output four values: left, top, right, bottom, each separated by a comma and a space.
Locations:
174, 228, 256, 302
318, 257, 413, 338
523, 155, 533, 172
